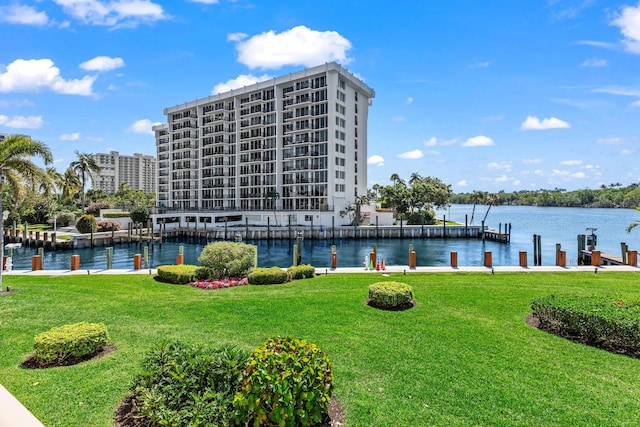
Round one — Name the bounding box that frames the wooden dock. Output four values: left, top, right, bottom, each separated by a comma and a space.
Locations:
579, 250, 638, 266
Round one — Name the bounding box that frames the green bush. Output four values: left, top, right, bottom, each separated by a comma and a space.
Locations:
406, 210, 437, 225
33, 322, 109, 364
103, 211, 131, 218
531, 294, 640, 352
247, 266, 289, 285
97, 219, 121, 232
130, 206, 150, 224
234, 336, 334, 427
368, 281, 414, 308
156, 265, 199, 284
198, 241, 256, 279
48, 211, 76, 227
130, 340, 249, 427
85, 202, 113, 216
287, 264, 316, 280
75, 214, 97, 234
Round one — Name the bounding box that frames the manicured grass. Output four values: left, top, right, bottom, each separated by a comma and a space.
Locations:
2, 272, 640, 426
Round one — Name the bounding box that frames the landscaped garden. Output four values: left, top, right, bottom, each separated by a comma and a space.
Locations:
2, 271, 640, 426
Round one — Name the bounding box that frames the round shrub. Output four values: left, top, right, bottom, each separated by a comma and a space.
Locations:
33, 322, 109, 364
368, 281, 414, 309
48, 211, 76, 227
234, 336, 334, 426
130, 206, 150, 225
247, 266, 289, 285
75, 214, 97, 234
127, 340, 249, 427
97, 219, 121, 232
198, 241, 256, 280
287, 264, 316, 280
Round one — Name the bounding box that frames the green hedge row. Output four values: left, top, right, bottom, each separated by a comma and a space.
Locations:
33, 322, 109, 363
156, 264, 202, 284
247, 266, 289, 285
103, 212, 131, 218
531, 294, 640, 352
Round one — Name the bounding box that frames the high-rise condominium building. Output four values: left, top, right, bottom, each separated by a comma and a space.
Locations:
154, 62, 374, 225
93, 151, 156, 195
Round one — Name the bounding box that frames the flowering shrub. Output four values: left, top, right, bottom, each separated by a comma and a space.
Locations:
190, 277, 248, 290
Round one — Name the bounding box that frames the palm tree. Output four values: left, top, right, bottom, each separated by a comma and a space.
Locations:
60, 166, 81, 202
470, 190, 485, 224
70, 151, 101, 213
0, 134, 53, 291
389, 173, 404, 185
265, 189, 280, 226
626, 207, 640, 233
482, 193, 499, 223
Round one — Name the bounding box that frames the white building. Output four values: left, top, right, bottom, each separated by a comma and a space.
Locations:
154, 62, 374, 227
94, 151, 156, 195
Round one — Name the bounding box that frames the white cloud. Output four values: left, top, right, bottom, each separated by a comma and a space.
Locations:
52, 0, 169, 28
0, 59, 95, 96
397, 149, 424, 160
522, 158, 542, 165
611, 3, 640, 54
60, 132, 80, 141
457, 180, 468, 187
227, 32, 248, 42
596, 137, 628, 144
212, 74, 272, 95
631, 99, 640, 107
127, 119, 161, 135
560, 160, 583, 166
406, 97, 414, 104
80, 56, 125, 71
575, 40, 617, 49
469, 61, 491, 69
521, 115, 570, 130
621, 149, 635, 155
424, 136, 459, 146
462, 135, 494, 147
232, 26, 352, 69
0, 115, 44, 128
572, 172, 586, 178
0, 99, 35, 108
495, 175, 509, 183
534, 169, 544, 176
426, 150, 441, 156
594, 86, 640, 96
580, 57, 607, 67
0, 4, 49, 25
487, 161, 512, 171
367, 155, 384, 166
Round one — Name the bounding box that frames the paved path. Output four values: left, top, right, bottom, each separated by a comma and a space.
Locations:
3, 264, 639, 276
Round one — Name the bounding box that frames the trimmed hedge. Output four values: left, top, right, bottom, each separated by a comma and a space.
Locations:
531, 294, 640, 353
75, 214, 97, 234
234, 336, 334, 426
368, 281, 414, 308
33, 322, 109, 364
103, 212, 131, 218
288, 264, 316, 280
156, 264, 199, 284
247, 267, 289, 285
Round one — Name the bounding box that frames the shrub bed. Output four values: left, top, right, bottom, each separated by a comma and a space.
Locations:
156, 264, 199, 284
247, 267, 289, 285
287, 264, 316, 280
234, 336, 334, 426
531, 294, 640, 356
117, 340, 249, 427
32, 322, 109, 366
368, 281, 414, 310
97, 219, 121, 232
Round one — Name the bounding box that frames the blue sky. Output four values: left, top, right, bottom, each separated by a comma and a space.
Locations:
1, 0, 639, 193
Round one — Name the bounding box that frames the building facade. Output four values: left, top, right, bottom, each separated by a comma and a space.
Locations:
154, 62, 374, 226
94, 151, 156, 195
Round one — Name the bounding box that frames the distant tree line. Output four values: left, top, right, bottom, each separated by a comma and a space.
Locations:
451, 183, 640, 209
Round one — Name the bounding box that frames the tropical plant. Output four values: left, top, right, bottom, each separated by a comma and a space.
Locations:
626, 207, 640, 233
0, 134, 53, 291
129, 206, 150, 225
470, 190, 486, 224
60, 166, 81, 202
482, 193, 499, 223
265, 188, 280, 226
70, 151, 101, 213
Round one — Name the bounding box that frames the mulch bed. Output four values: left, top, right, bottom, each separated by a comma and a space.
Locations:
365, 298, 417, 311
114, 394, 344, 427
526, 315, 640, 359
0, 288, 20, 296
21, 345, 117, 369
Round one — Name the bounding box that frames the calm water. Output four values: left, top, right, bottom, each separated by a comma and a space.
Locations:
5, 205, 640, 269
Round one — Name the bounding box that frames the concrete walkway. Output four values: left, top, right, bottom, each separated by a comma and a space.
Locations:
0, 385, 45, 427
3, 264, 639, 276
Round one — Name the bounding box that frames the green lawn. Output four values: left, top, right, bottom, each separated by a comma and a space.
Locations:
2, 272, 640, 426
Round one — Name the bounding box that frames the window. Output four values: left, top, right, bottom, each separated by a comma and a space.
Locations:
339, 79, 345, 89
